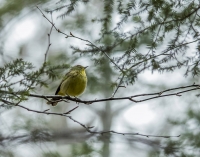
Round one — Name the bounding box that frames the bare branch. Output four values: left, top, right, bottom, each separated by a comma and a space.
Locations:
1, 84, 199, 105
12, 104, 179, 138
36, 6, 68, 36
44, 12, 54, 64
35, 84, 200, 104
111, 74, 125, 98
0, 97, 181, 138
63, 105, 79, 114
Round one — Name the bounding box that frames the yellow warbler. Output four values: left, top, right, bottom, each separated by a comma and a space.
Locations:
47, 65, 88, 106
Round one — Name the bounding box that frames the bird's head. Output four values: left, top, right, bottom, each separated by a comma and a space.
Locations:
71, 65, 88, 71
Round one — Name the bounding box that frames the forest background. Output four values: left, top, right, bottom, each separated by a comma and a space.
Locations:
1, 0, 200, 157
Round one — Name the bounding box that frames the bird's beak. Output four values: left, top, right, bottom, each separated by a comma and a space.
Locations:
84, 66, 88, 69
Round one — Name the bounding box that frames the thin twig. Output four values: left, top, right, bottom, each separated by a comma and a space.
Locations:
36, 6, 123, 73
68, 32, 123, 72
63, 105, 79, 114
111, 74, 125, 98
36, 6, 68, 36
44, 12, 54, 63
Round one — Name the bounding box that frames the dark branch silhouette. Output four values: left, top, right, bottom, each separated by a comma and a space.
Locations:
14, 103, 180, 138
29, 84, 200, 104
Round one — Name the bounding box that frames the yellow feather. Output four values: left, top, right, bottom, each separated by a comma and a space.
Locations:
47, 65, 87, 106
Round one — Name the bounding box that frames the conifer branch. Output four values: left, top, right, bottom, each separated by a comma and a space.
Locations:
36, 6, 123, 73
67, 32, 123, 72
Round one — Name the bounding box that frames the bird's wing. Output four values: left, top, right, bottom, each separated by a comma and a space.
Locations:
55, 70, 78, 95
55, 83, 62, 95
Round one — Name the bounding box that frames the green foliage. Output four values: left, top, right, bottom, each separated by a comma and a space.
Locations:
151, 106, 200, 156
46, 0, 90, 19
0, 0, 48, 29
70, 142, 96, 157
163, 140, 180, 156
43, 152, 62, 157
0, 58, 36, 105
45, 62, 70, 80
0, 150, 14, 157
0, 58, 70, 107
53, 0, 200, 87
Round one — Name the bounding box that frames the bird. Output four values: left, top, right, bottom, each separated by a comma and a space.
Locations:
47, 65, 88, 106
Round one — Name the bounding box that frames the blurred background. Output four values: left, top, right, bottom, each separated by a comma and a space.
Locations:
1, 0, 200, 157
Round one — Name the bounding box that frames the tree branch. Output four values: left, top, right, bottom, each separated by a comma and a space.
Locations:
43, 84, 200, 103
68, 32, 123, 72
36, 6, 68, 36
36, 6, 123, 73
12, 103, 180, 139
43, 12, 54, 64
111, 74, 125, 98
1, 84, 199, 105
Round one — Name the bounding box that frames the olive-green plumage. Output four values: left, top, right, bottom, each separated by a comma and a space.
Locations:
47, 65, 87, 106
